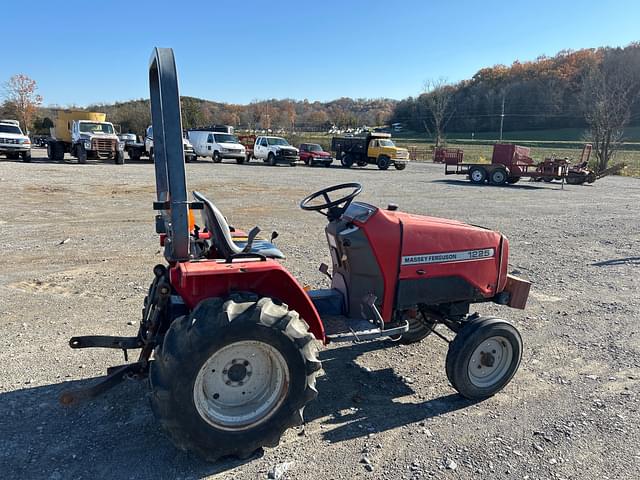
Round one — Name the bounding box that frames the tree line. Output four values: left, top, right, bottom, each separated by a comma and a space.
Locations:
3, 43, 639, 171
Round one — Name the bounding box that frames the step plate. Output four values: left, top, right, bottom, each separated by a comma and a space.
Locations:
323, 315, 409, 343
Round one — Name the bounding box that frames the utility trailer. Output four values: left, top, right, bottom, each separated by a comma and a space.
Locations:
445, 143, 599, 186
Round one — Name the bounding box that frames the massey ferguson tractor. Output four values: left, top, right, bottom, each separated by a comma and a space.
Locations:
61, 48, 531, 462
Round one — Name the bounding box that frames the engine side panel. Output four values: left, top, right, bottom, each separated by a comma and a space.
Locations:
397, 212, 503, 302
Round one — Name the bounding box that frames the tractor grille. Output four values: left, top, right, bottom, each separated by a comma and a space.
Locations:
91, 138, 116, 152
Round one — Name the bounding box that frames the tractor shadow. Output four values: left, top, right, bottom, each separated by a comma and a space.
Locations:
0, 343, 474, 478
0, 378, 255, 479
305, 341, 477, 443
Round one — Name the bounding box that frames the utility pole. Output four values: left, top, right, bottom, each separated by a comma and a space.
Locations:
499, 94, 505, 141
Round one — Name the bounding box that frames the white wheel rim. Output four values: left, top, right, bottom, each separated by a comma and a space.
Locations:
193, 340, 290, 431
471, 170, 484, 182
467, 336, 513, 388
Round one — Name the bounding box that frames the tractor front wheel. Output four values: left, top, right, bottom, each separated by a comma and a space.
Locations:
445, 316, 522, 400
150, 295, 321, 462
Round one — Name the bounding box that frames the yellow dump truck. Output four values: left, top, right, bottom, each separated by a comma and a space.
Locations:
48, 110, 124, 164
331, 132, 409, 170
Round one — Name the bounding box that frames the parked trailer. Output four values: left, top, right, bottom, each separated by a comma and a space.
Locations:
444, 143, 591, 185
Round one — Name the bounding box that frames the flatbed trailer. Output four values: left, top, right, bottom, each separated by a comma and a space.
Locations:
444, 143, 597, 186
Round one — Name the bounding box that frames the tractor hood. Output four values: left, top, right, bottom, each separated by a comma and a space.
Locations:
351, 206, 508, 304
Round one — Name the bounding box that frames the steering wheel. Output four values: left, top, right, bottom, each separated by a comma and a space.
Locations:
300, 183, 362, 220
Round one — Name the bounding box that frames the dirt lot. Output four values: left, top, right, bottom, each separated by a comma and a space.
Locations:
1, 150, 639, 480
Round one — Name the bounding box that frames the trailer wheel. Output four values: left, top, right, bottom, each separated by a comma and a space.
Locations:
77, 145, 88, 164
469, 167, 486, 184
150, 295, 321, 462
377, 155, 390, 170
446, 316, 522, 400
341, 154, 354, 168
489, 169, 507, 185
394, 163, 406, 171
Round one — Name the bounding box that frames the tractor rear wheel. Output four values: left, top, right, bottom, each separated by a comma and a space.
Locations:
150, 295, 321, 462
395, 310, 436, 344
469, 167, 486, 184
445, 316, 522, 400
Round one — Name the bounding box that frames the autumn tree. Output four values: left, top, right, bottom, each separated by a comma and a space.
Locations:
420, 78, 455, 146
3, 74, 43, 132
580, 48, 640, 171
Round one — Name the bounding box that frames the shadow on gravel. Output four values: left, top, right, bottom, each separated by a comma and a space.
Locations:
431, 179, 549, 190
0, 377, 257, 479
592, 256, 640, 266
306, 341, 477, 443
0, 342, 474, 478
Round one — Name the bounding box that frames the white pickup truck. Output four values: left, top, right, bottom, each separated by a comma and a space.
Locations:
125, 125, 195, 162
253, 136, 299, 166
0, 120, 31, 162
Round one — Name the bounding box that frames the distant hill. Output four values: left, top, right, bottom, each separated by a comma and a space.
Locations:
19, 43, 640, 140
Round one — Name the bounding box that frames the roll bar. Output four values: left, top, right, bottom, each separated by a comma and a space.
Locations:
149, 47, 190, 262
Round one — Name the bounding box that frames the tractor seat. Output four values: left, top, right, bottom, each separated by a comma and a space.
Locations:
192, 191, 284, 260
232, 235, 285, 259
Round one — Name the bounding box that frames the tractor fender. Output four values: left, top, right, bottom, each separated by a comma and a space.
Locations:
169, 260, 326, 342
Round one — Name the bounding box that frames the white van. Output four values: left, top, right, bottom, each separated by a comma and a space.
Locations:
188, 130, 246, 164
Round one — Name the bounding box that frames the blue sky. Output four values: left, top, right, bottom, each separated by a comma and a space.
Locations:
2, 0, 638, 107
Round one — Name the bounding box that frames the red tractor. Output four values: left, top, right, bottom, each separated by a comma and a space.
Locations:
61, 49, 531, 462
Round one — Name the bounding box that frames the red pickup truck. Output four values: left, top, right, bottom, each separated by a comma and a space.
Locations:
299, 143, 333, 167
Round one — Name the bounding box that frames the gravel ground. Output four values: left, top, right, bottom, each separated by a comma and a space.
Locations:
0, 150, 639, 480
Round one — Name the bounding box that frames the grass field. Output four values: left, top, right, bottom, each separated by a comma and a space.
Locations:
290, 131, 640, 177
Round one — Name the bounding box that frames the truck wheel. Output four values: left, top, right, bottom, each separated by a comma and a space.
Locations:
340, 154, 353, 168
394, 163, 406, 171
149, 295, 321, 462
356, 160, 368, 167
115, 150, 125, 165
268, 153, 277, 166
445, 316, 522, 400
489, 169, 507, 185
21, 151, 32, 162
395, 310, 436, 345
236, 157, 245, 164
303, 156, 310, 166
129, 150, 141, 161
377, 156, 390, 170
77, 145, 88, 164
469, 167, 486, 184
47, 143, 54, 160
213, 151, 222, 163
